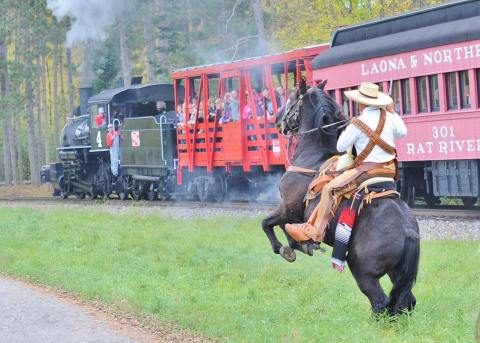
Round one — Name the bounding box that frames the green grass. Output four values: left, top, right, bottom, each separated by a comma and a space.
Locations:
0, 206, 478, 342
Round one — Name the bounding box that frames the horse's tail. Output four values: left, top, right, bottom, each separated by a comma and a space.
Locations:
388, 226, 420, 314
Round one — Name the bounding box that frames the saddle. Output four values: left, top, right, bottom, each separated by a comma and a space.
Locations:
303, 154, 399, 211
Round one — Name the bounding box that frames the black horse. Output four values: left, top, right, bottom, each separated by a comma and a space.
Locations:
263, 80, 420, 315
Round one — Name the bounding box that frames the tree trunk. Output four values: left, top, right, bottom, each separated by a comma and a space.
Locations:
41, 55, 50, 164
8, 115, 17, 185
66, 47, 74, 114
12, 17, 21, 184
2, 123, 12, 184
0, 32, 13, 184
251, 0, 267, 55
118, 13, 132, 87
143, 10, 156, 82
35, 58, 44, 165
15, 115, 24, 183
23, 22, 40, 184
53, 47, 60, 158
59, 47, 65, 126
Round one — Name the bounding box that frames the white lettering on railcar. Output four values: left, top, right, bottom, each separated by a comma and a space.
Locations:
360, 42, 480, 76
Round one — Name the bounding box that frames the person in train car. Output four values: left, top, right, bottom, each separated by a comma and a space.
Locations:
220, 92, 232, 123
156, 101, 167, 115
212, 98, 223, 122
106, 122, 123, 178
254, 89, 264, 117
95, 107, 106, 128
175, 104, 186, 128
242, 92, 253, 120
207, 98, 216, 122
262, 87, 274, 119
286, 82, 407, 272
230, 90, 240, 121
276, 86, 286, 108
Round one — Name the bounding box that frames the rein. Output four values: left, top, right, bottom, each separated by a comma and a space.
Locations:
282, 87, 347, 175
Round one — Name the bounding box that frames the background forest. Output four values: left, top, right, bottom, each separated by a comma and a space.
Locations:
0, 0, 445, 184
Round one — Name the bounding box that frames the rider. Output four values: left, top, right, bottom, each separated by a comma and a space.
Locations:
286, 82, 407, 268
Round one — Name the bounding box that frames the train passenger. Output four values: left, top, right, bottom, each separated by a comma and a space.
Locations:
95, 107, 106, 128
175, 104, 185, 127
262, 88, 274, 119
212, 98, 223, 123
187, 102, 204, 126
242, 92, 253, 120
254, 90, 264, 117
220, 93, 232, 123
106, 123, 123, 178
230, 90, 240, 121
276, 86, 286, 107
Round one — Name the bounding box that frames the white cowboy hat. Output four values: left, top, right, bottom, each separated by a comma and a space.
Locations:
344, 82, 393, 107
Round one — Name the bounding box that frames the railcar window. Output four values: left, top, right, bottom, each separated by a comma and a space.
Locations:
446, 72, 458, 110
401, 79, 411, 115
391, 81, 401, 114
459, 71, 470, 109
416, 76, 428, 113
342, 90, 350, 117
429, 75, 440, 112
350, 86, 359, 116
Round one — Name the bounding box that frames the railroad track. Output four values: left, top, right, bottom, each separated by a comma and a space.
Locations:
1, 196, 479, 218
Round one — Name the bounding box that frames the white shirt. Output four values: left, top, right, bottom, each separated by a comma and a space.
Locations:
337, 107, 407, 163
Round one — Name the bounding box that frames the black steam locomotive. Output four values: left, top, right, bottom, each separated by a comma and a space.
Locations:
41, 83, 182, 200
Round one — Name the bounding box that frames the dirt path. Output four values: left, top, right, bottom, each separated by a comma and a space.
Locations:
0, 277, 209, 343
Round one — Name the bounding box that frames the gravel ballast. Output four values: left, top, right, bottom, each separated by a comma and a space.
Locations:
2, 201, 479, 241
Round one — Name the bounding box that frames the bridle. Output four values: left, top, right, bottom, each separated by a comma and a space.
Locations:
279, 87, 350, 164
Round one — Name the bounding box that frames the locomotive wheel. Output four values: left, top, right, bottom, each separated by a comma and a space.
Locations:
147, 190, 157, 201
131, 183, 143, 201
90, 190, 98, 200
401, 184, 416, 207
75, 192, 86, 200
61, 191, 69, 199
461, 197, 478, 208
117, 178, 129, 201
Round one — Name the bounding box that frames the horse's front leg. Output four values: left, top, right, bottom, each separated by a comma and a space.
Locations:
262, 205, 296, 262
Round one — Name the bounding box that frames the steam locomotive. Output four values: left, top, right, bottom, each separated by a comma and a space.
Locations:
41, 83, 182, 200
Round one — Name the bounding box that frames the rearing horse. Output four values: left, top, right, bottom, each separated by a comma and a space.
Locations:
262, 80, 420, 315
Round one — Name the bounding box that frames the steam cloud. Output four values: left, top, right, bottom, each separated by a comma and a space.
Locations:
47, 0, 127, 47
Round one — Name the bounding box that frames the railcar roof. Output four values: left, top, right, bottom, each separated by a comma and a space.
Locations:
170, 44, 329, 79
312, 0, 480, 69
88, 83, 180, 104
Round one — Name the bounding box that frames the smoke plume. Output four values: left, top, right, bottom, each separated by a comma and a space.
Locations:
47, 0, 127, 47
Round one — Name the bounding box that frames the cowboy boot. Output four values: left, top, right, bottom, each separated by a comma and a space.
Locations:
285, 223, 318, 243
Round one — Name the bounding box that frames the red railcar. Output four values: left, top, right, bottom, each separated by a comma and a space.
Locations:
171, 45, 328, 200
312, 0, 480, 206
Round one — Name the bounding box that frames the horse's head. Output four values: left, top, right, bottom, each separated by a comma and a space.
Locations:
279, 79, 346, 140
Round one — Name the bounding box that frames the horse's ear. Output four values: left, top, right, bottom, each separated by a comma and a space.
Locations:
299, 78, 307, 95
318, 79, 328, 90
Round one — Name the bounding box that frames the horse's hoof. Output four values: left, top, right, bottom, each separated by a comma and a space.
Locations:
279, 246, 296, 262
300, 243, 314, 256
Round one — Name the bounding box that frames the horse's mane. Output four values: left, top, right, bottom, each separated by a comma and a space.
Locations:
307, 86, 344, 134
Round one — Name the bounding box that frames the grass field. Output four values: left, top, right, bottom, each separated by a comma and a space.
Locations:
0, 205, 478, 342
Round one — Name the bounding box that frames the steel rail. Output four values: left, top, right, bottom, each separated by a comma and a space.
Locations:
0, 197, 479, 219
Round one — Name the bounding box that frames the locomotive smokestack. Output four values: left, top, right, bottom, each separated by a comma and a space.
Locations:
78, 42, 94, 116
79, 87, 92, 116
